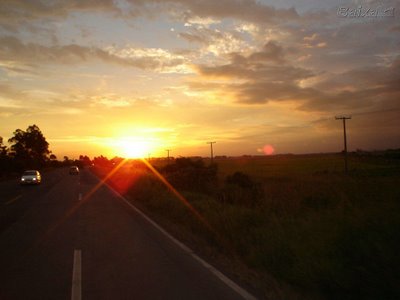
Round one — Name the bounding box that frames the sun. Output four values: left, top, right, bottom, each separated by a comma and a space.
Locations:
115, 137, 154, 158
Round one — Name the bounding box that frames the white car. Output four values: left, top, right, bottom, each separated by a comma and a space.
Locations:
20, 170, 42, 185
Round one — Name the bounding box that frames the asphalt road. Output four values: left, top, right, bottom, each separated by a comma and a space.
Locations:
0, 167, 256, 300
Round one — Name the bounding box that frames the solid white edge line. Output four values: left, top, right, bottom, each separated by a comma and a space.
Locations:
105, 183, 258, 300
71, 249, 82, 300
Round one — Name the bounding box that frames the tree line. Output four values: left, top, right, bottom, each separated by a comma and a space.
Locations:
0, 124, 92, 178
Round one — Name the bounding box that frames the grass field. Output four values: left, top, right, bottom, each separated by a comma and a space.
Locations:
93, 152, 400, 299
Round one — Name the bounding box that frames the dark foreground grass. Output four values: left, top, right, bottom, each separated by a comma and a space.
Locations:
94, 154, 400, 299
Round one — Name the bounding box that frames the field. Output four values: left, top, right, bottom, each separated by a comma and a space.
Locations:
93, 152, 400, 299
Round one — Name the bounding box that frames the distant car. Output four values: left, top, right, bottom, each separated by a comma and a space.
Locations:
69, 166, 79, 175
20, 170, 41, 185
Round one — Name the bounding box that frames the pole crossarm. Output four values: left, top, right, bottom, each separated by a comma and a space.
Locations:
335, 115, 352, 120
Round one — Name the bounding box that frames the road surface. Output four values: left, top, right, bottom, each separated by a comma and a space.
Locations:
0, 167, 257, 299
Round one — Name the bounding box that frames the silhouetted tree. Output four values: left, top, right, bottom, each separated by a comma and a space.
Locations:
8, 125, 50, 169
93, 155, 112, 168
79, 155, 92, 167
46, 153, 60, 167
0, 137, 7, 157
0, 137, 12, 176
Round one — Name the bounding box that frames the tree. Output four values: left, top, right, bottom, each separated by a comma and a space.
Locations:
0, 136, 7, 156
79, 155, 92, 167
93, 155, 112, 168
8, 124, 50, 169
0, 136, 11, 175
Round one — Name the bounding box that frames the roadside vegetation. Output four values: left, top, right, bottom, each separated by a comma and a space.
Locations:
93, 151, 400, 299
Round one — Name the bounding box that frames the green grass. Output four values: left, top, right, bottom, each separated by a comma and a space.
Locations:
94, 154, 400, 299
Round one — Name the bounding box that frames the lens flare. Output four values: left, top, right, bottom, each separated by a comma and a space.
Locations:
141, 159, 213, 232
263, 144, 275, 155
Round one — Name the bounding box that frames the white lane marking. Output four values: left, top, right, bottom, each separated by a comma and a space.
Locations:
5, 194, 23, 205
105, 184, 257, 300
71, 249, 82, 300
78, 193, 82, 201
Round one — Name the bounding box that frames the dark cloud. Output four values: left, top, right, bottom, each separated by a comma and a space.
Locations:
192, 40, 400, 113
0, 0, 122, 33
306, 57, 400, 111
316, 59, 400, 93
193, 40, 316, 104
197, 41, 312, 80
179, 27, 227, 45
0, 36, 114, 65
0, 36, 185, 72
163, 0, 299, 24
0, 0, 299, 33
0, 0, 120, 20
249, 41, 285, 63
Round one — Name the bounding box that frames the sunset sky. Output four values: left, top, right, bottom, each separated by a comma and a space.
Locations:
0, 0, 399, 159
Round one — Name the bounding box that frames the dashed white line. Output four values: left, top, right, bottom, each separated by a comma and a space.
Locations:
78, 193, 82, 201
71, 249, 82, 300
5, 194, 23, 205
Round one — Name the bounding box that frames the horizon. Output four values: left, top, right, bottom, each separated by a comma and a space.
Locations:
1, 0, 399, 159
53, 148, 400, 162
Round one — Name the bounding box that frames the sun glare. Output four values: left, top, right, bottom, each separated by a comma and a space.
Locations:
115, 137, 154, 158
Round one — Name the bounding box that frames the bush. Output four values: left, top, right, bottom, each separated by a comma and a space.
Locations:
220, 171, 264, 207
162, 158, 218, 193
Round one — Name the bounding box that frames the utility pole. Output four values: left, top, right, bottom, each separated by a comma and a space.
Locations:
166, 149, 171, 161
335, 115, 351, 173
207, 141, 216, 164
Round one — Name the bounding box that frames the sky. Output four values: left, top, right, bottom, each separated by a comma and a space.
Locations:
0, 0, 399, 159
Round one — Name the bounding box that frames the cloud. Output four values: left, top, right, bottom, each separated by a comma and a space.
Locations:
0, 82, 89, 119
0, 36, 106, 64
0, 0, 120, 21
105, 45, 191, 73
196, 41, 302, 77
90, 95, 133, 108
0, 36, 188, 73
0, 83, 25, 104
192, 41, 316, 104
183, 15, 220, 27
0, 0, 299, 32
190, 38, 400, 113
179, 26, 252, 58
0, 0, 127, 36
164, 0, 299, 24
301, 57, 400, 112
315, 57, 400, 92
